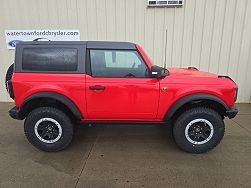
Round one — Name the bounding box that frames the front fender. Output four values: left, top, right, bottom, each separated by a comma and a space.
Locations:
164, 93, 229, 120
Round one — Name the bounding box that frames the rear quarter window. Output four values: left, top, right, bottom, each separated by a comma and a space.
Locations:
22, 47, 78, 71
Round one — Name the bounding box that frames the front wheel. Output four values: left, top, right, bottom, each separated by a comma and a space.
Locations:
173, 107, 225, 153
24, 107, 74, 152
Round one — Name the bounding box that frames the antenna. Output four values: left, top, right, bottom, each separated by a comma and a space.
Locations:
164, 29, 167, 69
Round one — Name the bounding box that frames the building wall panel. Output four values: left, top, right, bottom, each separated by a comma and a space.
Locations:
0, 0, 250, 102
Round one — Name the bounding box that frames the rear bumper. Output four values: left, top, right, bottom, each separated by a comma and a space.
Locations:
226, 106, 238, 119
9, 107, 22, 120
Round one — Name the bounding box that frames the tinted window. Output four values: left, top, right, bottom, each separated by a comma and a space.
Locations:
90, 50, 149, 77
22, 47, 78, 71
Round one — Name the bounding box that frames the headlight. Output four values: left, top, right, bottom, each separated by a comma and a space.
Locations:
218, 75, 238, 102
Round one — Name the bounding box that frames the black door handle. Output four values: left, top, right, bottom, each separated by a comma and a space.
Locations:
89, 85, 105, 90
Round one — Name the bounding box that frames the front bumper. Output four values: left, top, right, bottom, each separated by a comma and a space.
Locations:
226, 106, 238, 119
9, 107, 23, 120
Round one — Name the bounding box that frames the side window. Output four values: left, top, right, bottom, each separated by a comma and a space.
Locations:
90, 50, 149, 78
22, 47, 78, 71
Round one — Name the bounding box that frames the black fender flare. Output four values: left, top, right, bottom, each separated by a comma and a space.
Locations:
164, 93, 229, 120
20, 92, 82, 119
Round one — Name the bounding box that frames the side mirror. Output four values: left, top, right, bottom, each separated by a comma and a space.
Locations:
150, 65, 169, 78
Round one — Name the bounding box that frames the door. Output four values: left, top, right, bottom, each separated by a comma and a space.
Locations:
85, 49, 160, 120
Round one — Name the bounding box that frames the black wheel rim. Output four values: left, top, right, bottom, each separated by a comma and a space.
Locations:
185, 119, 214, 145
34, 118, 62, 144
37, 121, 59, 140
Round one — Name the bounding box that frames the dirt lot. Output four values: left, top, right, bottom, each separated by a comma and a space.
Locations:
0, 103, 251, 188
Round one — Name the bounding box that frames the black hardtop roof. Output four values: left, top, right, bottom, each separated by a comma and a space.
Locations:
17, 41, 136, 50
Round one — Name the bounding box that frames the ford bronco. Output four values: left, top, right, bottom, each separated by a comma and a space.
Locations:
6, 41, 238, 153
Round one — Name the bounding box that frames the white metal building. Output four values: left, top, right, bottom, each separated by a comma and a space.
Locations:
0, 0, 251, 102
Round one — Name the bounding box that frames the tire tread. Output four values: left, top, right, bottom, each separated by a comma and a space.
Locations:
24, 107, 73, 152
173, 107, 225, 153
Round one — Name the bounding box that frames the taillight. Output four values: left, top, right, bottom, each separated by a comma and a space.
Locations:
6, 80, 14, 99
234, 87, 238, 102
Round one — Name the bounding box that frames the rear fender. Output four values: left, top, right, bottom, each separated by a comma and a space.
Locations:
19, 92, 82, 119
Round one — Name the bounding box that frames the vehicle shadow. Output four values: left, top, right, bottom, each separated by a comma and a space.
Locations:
71, 122, 177, 152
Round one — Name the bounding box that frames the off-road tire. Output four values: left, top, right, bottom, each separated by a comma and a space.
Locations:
5, 64, 14, 91
173, 107, 225, 153
24, 107, 73, 152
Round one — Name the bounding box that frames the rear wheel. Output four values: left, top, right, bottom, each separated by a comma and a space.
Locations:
5, 64, 14, 91
173, 107, 225, 153
24, 107, 73, 152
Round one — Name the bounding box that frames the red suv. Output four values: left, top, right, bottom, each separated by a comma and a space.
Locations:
6, 41, 238, 153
